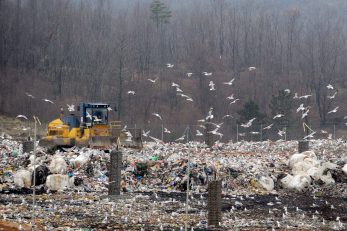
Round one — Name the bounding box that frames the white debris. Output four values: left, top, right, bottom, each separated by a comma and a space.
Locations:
13, 169, 32, 188
49, 155, 68, 174
46, 174, 74, 191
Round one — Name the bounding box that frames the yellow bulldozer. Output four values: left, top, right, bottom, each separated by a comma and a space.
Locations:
39, 103, 142, 150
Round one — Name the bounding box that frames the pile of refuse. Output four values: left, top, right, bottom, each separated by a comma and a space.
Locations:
1, 134, 346, 195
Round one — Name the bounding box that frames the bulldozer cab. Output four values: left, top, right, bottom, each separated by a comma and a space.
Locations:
80, 103, 109, 127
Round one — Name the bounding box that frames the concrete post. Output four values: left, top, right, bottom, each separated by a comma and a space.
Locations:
208, 180, 222, 227
109, 150, 122, 195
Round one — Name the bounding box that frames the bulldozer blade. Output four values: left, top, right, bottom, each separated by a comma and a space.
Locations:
89, 136, 114, 149
39, 137, 75, 148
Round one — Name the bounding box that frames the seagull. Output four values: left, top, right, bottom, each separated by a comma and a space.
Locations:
303, 131, 316, 140
127, 91, 135, 95
344, 116, 347, 119
328, 133, 332, 139
222, 115, 233, 119
176, 87, 183, 93
296, 104, 305, 113
202, 72, 212, 76
263, 123, 273, 130
67, 104, 75, 111
166, 63, 174, 68
284, 89, 290, 94
152, 113, 162, 120
250, 131, 259, 135
16, 115, 28, 120
86, 112, 92, 120
278, 129, 286, 137
273, 114, 284, 119
302, 109, 309, 119
147, 77, 159, 83
164, 127, 171, 134
208, 128, 223, 139
149, 135, 162, 143
327, 92, 337, 99
293, 93, 299, 99
299, 94, 311, 99
196, 130, 203, 136
327, 84, 334, 89
238, 133, 246, 136
175, 134, 186, 142
248, 67, 256, 71
142, 130, 150, 137
172, 82, 180, 88
25, 92, 35, 98
320, 130, 328, 134
93, 116, 102, 122
107, 106, 112, 111
327, 106, 339, 114
209, 81, 215, 91
230, 99, 239, 104
206, 107, 214, 120
226, 94, 235, 100
240, 118, 256, 128
186, 73, 193, 77
43, 98, 54, 104
223, 78, 235, 85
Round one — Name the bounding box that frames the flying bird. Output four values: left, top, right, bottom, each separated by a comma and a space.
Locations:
248, 67, 256, 71
202, 72, 212, 76
43, 98, 54, 104
166, 63, 174, 68
206, 107, 214, 120
273, 114, 284, 119
86, 112, 92, 120
196, 130, 203, 136
299, 94, 312, 99
284, 89, 290, 94
303, 131, 316, 140
147, 77, 159, 83
250, 131, 259, 135
16, 115, 28, 120
327, 84, 334, 90
186, 73, 193, 77
164, 127, 171, 134
263, 124, 273, 130
209, 81, 215, 91
93, 116, 102, 122
176, 87, 183, 93
67, 104, 75, 112
293, 93, 299, 99
222, 115, 233, 119
223, 78, 235, 86
320, 130, 328, 134
278, 129, 286, 137
226, 94, 235, 100
175, 134, 186, 142
107, 106, 112, 111
142, 130, 150, 137
302, 109, 309, 119
208, 127, 223, 139
327, 106, 339, 114
240, 118, 256, 128
296, 104, 305, 113
127, 91, 135, 95
152, 113, 162, 120
149, 135, 162, 143
25, 92, 35, 98
327, 92, 337, 99
230, 99, 239, 104
172, 82, 180, 88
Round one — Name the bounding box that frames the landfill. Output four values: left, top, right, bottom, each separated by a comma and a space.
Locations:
0, 133, 346, 230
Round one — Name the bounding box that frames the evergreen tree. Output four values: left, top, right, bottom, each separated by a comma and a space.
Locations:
269, 90, 293, 126
237, 100, 266, 123
150, 0, 171, 29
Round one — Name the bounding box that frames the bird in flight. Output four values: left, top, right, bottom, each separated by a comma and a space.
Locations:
164, 127, 171, 134
86, 112, 92, 120
93, 116, 102, 122
296, 104, 305, 113
67, 104, 75, 112
222, 115, 233, 119
250, 131, 259, 135
43, 98, 54, 104
209, 81, 215, 91
284, 89, 290, 94
142, 130, 150, 137
127, 91, 135, 95
176, 87, 183, 93
206, 107, 214, 120
327, 106, 339, 114
302, 109, 309, 119
172, 82, 180, 88
230, 99, 239, 104
208, 127, 223, 139
303, 131, 316, 140
166, 63, 174, 68
152, 113, 162, 120
202, 72, 212, 76
273, 114, 284, 119
241, 118, 256, 128
147, 77, 159, 83
25, 92, 35, 98
278, 129, 286, 137
186, 73, 193, 77
326, 84, 334, 90
327, 92, 337, 99
149, 135, 162, 143
16, 115, 28, 120
175, 134, 186, 142
107, 106, 112, 111
263, 123, 273, 130
196, 130, 203, 136
248, 67, 256, 71
293, 93, 299, 99
223, 78, 235, 86
299, 94, 312, 99
226, 94, 234, 100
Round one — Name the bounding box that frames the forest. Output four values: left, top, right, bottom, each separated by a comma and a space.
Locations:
1, 0, 347, 140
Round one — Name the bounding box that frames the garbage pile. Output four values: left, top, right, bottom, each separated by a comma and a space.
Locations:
0, 135, 346, 230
